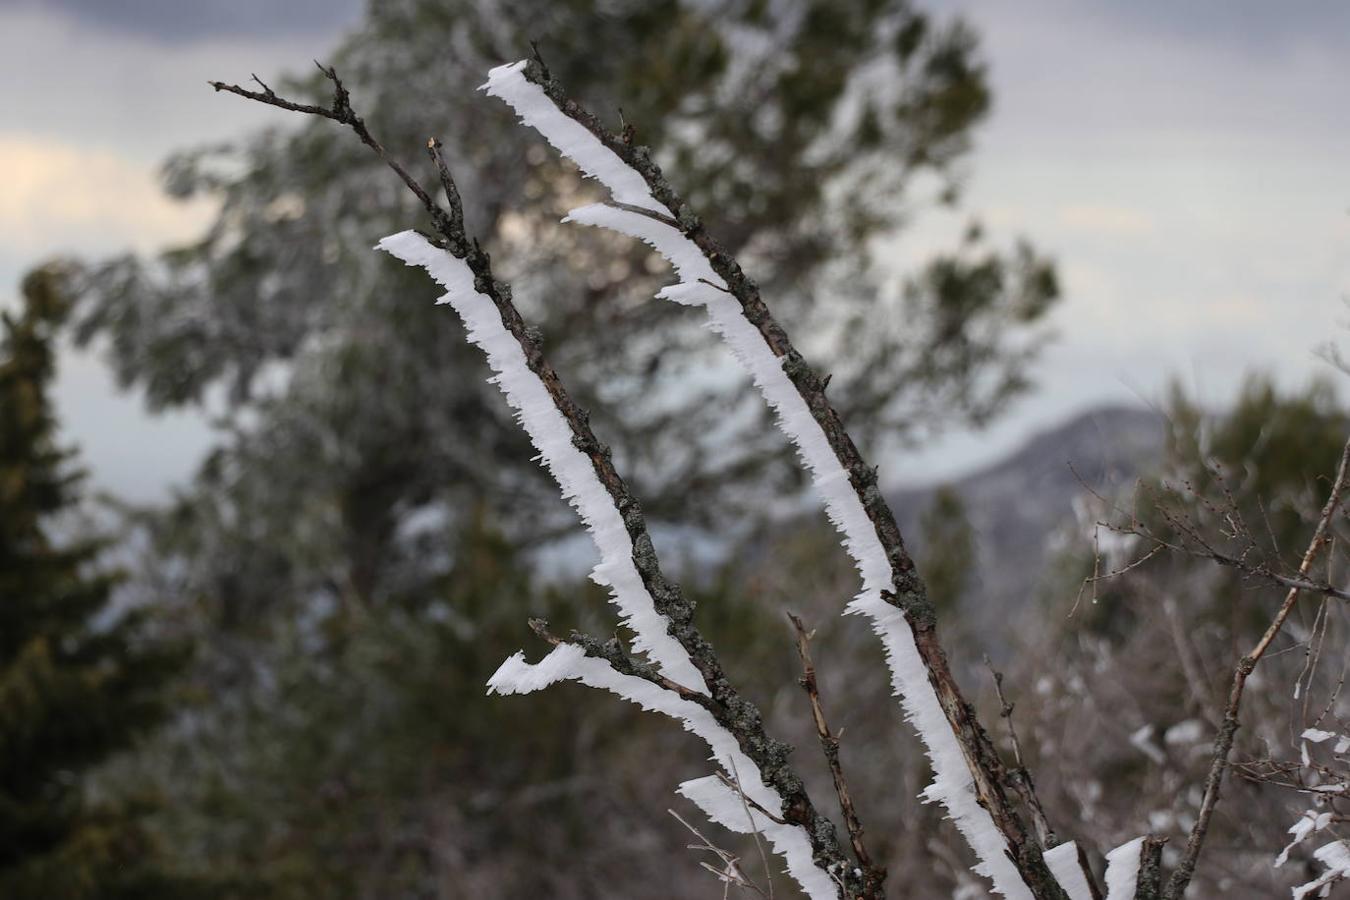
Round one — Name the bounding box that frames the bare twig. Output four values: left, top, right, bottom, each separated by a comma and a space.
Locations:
984, 656, 1058, 851
715, 772, 789, 827
1177, 548, 1350, 602
1071, 461, 1350, 605
1087, 479, 1350, 606
669, 808, 770, 898
725, 760, 776, 899
1162, 434, 1350, 898
425, 137, 464, 235
788, 614, 884, 894
1160, 594, 1219, 726
1074, 528, 1167, 613
210, 64, 462, 248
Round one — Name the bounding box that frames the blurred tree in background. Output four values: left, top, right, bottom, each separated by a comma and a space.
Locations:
1015, 377, 1350, 896
917, 485, 976, 614
0, 267, 186, 899
34, 0, 1065, 895
72, 0, 1057, 566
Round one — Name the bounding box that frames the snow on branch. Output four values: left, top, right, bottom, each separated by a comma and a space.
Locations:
1291, 840, 1350, 900
489, 643, 839, 899
209, 54, 1196, 900
376, 229, 705, 691
212, 62, 867, 897
1102, 838, 1145, 900
486, 56, 1064, 900
376, 227, 847, 898
482, 61, 666, 214
1042, 843, 1096, 900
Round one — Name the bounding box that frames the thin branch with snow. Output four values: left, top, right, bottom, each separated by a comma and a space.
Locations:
211, 61, 874, 899
486, 52, 1070, 899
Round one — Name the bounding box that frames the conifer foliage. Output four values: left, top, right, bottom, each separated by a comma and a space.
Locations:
0, 267, 184, 899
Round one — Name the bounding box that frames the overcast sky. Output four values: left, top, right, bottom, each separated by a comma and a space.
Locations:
1, 0, 1347, 501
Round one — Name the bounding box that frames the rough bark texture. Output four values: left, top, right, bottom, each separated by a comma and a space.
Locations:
521, 55, 1069, 900
1135, 837, 1166, 900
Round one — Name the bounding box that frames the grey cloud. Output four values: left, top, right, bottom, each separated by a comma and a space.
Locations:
1097, 0, 1350, 51
8, 0, 364, 42
944, 0, 1350, 54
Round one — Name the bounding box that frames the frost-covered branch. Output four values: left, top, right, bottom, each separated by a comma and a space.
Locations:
488, 52, 1069, 899
212, 63, 867, 899
526, 618, 708, 704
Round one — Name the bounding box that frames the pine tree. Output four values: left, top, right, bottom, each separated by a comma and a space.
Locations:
0, 266, 185, 899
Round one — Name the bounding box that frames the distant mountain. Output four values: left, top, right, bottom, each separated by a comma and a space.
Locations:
887, 406, 1167, 656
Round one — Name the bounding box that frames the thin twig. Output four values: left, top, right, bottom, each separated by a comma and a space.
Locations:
1071, 461, 1350, 605
1160, 593, 1219, 727
210, 64, 460, 247
788, 613, 884, 894
726, 759, 776, 900
984, 656, 1058, 850
1163, 433, 1350, 898
425, 137, 465, 235
669, 809, 770, 898
715, 773, 789, 827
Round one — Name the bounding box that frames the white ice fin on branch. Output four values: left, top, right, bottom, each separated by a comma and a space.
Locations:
1277, 809, 1333, 868
374, 230, 705, 693
484, 59, 1039, 898
1042, 842, 1096, 900
376, 229, 835, 899
1292, 840, 1350, 900
488, 645, 840, 899
1102, 837, 1144, 900
482, 61, 666, 214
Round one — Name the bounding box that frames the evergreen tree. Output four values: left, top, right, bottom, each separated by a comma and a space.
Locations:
1017, 378, 1350, 897
0, 266, 184, 899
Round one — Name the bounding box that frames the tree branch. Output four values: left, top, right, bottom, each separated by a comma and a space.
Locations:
1162, 433, 1350, 898
788, 614, 884, 895
210, 63, 464, 251
1135, 836, 1167, 900
985, 656, 1057, 851
212, 66, 867, 898
527, 618, 708, 706
518, 56, 1065, 899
